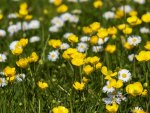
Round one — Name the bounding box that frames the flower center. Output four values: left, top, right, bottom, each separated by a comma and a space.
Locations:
122, 74, 127, 78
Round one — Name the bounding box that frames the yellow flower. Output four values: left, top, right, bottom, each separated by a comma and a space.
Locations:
90, 22, 100, 32
70, 52, 86, 59
97, 28, 108, 39
101, 66, 117, 80
82, 77, 88, 83
129, 10, 138, 16
126, 82, 143, 96
3, 66, 16, 77
7, 76, 15, 82
107, 27, 117, 35
62, 48, 78, 60
122, 27, 132, 34
12, 47, 23, 55
71, 58, 84, 66
127, 16, 142, 25
48, 39, 62, 48
109, 79, 123, 88
95, 62, 102, 69
52, 106, 69, 113
93, 0, 103, 8
136, 51, 150, 61
90, 35, 99, 45
20, 2, 28, 10
17, 38, 28, 47
28, 52, 39, 63
124, 42, 133, 50
117, 24, 128, 30
16, 58, 29, 68
105, 44, 116, 53
141, 89, 148, 96
37, 81, 48, 89
68, 34, 78, 43
115, 10, 124, 18
82, 26, 92, 34
0, 14, 3, 20
53, 0, 62, 6
83, 65, 94, 75
57, 4, 68, 13
25, 15, 33, 20
144, 41, 150, 50
106, 103, 119, 113
141, 13, 150, 23
73, 81, 85, 90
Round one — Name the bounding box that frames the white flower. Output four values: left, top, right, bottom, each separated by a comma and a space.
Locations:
77, 42, 88, 52
60, 13, 72, 22
51, 17, 64, 27
118, 69, 131, 82
72, 9, 82, 14
128, 54, 136, 62
22, 21, 29, 31
127, 35, 142, 46
48, 50, 59, 62
119, 5, 132, 13
63, 32, 73, 39
28, 20, 40, 29
98, 38, 104, 45
134, 0, 145, 4
0, 29, 6, 37
103, 11, 115, 20
8, 13, 18, 19
0, 78, 7, 87
0, 53, 7, 62
7, 25, 19, 36
49, 25, 60, 32
60, 43, 70, 50
68, 15, 79, 23
103, 97, 112, 104
80, 36, 90, 42
16, 73, 26, 82
92, 46, 103, 53
9, 41, 18, 50
30, 36, 40, 43
140, 27, 149, 34
103, 85, 115, 93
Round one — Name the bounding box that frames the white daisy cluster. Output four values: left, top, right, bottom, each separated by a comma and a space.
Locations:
118, 69, 131, 82
7, 20, 40, 36
0, 29, 6, 37
48, 50, 59, 62
49, 12, 79, 32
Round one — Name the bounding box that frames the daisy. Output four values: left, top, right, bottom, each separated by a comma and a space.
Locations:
103, 11, 115, 20
119, 5, 132, 14
0, 53, 7, 62
92, 46, 103, 53
134, 0, 145, 4
7, 24, 19, 36
28, 20, 40, 29
9, 41, 19, 50
60, 43, 70, 50
140, 27, 149, 34
0, 78, 7, 87
49, 25, 60, 32
103, 85, 115, 93
77, 42, 88, 52
63, 32, 73, 39
128, 54, 136, 62
60, 13, 72, 22
16, 73, 26, 82
98, 38, 104, 45
68, 15, 79, 23
29, 36, 40, 43
51, 17, 64, 27
80, 36, 90, 42
118, 69, 131, 82
127, 35, 142, 46
0, 29, 6, 37
48, 50, 59, 62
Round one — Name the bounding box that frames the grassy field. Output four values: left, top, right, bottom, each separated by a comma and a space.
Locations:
0, 0, 150, 113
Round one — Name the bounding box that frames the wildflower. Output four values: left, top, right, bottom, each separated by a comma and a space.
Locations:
144, 41, 150, 50
118, 69, 131, 82
119, 5, 132, 14
28, 52, 39, 63
136, 51, 150, 61
57, 4, 68, 13
141, 13, 150, 23
126, 82, 144, 96
80, 36, 90, 42
37, 81, 48, 89
0, 14, 3, 20
103, 11, 115, 20
62, 48, 78, 60
0, 53, 7, 62
48, 50, 59, 62
127, 16, 142, 25
29, 36, 40, 43
85, 56, 100, 65
83, 65, 94, 75
109, 79, 123, 88
63, 32, 73, 39
12, 47, 23, 55
16, 73, 26, 82
71, 58, 84, 66
77, 42, 88, 52
103, 84, 115, 93
82, 26, 92, 34
128, 54, 136, 62
73, 81, 85, 90
115, 10, 124, 18
90, 22, 100, 32
3, 66, 16, 77
0, 78, 7, 87
52, 106, 69, 113
48, 39, 62, 48
132, 107, 146, 113
0, 29, 6, 37
60, 43, 70, 50
134, 0, 145, 4
106, 103, 119, 113
107, 27, 117, 35
49, 25, 60, 32
105, 44, 116, 53
127, 36, 142, 46
28, 20, 40, 29
90, 35, 98, 44
16, 58, 29, 68
101, 66, 117, 80
51, 17, 64, 27
124, 42, 133, 50
93, 0, 103, 8
68, 34, 78, 43
97, 28, 108, 39
140, 27, 149, 34
95, 62, 102, 69
122, 27, 132, 34
129, 10, 138, 16
82, 77, 88, 83
17, 38, 28, 47
92, 46, 103, 53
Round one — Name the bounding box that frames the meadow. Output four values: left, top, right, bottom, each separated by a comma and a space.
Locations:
0, 0, 150, 113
